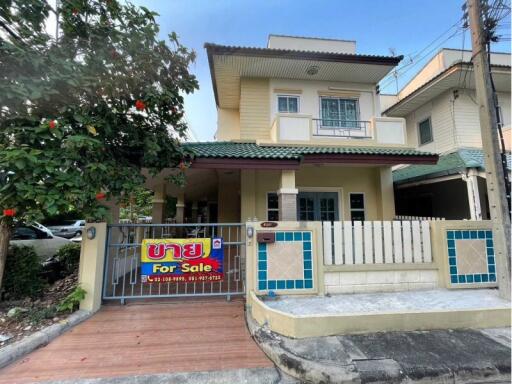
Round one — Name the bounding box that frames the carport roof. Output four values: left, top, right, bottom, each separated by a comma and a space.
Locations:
184, 142, 438, 169
393, 148, 512, 183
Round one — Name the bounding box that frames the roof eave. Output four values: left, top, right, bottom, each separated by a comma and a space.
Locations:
384, 62, 511, 116
204, 43, 403, 65
190, 153, 438, 170
205, 43, 403, 107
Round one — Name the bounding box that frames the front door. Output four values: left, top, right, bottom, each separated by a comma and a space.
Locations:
297, 192, 339, 221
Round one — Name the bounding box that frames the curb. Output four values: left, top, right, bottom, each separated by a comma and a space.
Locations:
0, 309, 92, 369
247, 312, 511, 384
36, 367, 285, 384
246, 314, 360, 384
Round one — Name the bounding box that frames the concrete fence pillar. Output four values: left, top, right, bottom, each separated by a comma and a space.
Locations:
78, 222, 107, 313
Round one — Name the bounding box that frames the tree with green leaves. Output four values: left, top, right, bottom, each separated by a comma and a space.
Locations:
0, 0, 198, 288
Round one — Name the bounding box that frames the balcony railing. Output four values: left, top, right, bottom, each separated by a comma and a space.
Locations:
312, 119, 371, 139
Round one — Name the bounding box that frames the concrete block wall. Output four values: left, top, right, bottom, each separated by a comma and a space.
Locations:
324, 269, 438, 294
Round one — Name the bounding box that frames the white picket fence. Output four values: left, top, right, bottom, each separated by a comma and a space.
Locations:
322, 221, 433, 266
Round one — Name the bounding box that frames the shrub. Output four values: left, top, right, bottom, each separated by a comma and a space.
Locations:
55, 243, 81, 275
4, 245, 44, 299
28, 306, 57, 324
57, 286, 86, 313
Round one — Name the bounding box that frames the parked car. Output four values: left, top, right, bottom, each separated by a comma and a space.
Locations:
32, 221, 54, 237
46, 220, 85, 239
10, 224, 71, 260
70, 234, 82, 243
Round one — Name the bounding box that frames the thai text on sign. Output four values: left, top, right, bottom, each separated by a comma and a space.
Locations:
141, 238, 223, 283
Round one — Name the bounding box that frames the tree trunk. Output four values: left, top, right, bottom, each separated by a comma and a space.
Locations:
0, 219, 12, 290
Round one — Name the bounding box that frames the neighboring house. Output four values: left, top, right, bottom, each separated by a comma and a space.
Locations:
383, 48, 511, 220
146, 35, 437, 224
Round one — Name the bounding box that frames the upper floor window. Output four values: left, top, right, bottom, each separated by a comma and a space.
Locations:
277, 95, 299, 113
320, 97, 359, 128
418, 117, 433, 145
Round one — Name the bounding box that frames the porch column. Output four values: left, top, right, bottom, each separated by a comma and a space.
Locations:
241, 170, 256, 221
465, 168, 482, 220
191, 201, 198, 222
378, 167, 396, 220
175, 191, 185, 223
151, 184, 166, 224
278, 170, 298, 221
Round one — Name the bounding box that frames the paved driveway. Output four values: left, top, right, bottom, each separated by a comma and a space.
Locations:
0, 298, 273, 383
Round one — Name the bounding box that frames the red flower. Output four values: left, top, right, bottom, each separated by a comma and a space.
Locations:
49, 120, 57, 129
3, 209, 15, 217
95, 192, 106, 200
135, 100, 146, 111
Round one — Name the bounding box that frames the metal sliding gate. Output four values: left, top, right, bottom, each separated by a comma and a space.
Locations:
102, 223, 246, 303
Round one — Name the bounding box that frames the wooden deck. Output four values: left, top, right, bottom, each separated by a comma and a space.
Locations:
0, 298, 272, 383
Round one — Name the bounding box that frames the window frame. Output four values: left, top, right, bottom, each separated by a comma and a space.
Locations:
319, 96, 360, 128
277, 95, 300, 114
349, 192, 366, 221
266, 192, 280, 221
417, 117, 433, 146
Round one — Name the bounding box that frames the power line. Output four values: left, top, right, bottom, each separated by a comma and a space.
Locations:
379, 24, 465, 91
383, 20, 466, 88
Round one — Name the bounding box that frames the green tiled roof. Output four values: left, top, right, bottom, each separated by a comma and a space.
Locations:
393, 148, 512, 183
184, 141, 435, 160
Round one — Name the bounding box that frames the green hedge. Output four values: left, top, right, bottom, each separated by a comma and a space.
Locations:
55, 243, 81, 275
4, 245, 44, 299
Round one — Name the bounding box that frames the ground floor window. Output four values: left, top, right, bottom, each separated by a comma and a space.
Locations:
349, 193, 365, 221
267, 192, 279, 220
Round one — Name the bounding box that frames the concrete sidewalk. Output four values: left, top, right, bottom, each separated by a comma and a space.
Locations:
249, 316, 511, 383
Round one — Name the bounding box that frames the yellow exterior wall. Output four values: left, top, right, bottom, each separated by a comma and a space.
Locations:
237, 166, 394, 221
217, 172, 241, 222
240, 170, 257, 222
216, 108, 240, 141
240, 78, 271, 140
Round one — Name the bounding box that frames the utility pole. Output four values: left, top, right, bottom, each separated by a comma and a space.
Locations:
467, 0, 511, 300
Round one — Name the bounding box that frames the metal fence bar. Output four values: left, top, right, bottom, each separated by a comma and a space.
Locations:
102, 222, 246, 303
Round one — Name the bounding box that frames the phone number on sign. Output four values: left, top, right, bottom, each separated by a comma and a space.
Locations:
143, 274, 223, 283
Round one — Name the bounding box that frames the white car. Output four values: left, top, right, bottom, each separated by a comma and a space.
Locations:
46, 220, 85, 239
11, 224, 71, 260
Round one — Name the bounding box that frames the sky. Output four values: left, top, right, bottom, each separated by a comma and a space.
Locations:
134, 0, 511, 141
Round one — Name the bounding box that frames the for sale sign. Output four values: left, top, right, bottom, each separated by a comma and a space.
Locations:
140, 238, 223, 283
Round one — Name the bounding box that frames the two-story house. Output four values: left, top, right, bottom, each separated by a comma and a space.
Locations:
383, 48, 511, 220
146, 35, 437, 224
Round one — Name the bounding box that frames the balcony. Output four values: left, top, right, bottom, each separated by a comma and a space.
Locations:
270, 114, 406, 145
312, 119, 371, 139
